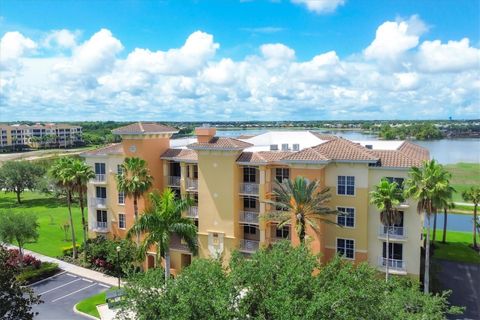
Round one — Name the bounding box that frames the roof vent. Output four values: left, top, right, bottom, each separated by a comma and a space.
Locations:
292, 143, 300, 151
270, 144, 279, 151
365, 144, 373, 149
281, 144, 289, 151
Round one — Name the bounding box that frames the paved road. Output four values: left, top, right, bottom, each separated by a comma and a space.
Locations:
30, 271, 110, 320
435, 260, 480, 319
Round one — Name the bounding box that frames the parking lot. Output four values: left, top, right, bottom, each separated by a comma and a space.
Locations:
30, 271, 111, 320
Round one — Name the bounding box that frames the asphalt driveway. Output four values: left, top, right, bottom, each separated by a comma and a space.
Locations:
30, 271, 110, 320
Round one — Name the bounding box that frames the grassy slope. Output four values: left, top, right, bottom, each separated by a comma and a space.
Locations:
0, 191, 84, 257
76, 291, 106, 318
432, 230, 480, 264
444, 162, 480, 203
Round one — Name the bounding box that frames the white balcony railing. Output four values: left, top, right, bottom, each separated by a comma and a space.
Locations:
96, 221, 108, 230
90, 197, 107, 207
378, 226, 406, 239
93, 174, 106, 182
167, 176, 181, 187
186, 178, 198, 190
239, 211, 259, 224
239, 239, 259, 253
187, 206, 198, 219
240, 183, 259, 195
378, 257, 406, 272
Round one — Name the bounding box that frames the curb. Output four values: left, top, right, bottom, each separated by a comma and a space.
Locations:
73, 303, 100, 320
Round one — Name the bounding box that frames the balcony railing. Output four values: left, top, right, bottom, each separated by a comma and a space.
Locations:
93, 174, 106, 182
378, 257, 406, 272
239, 239, 259, 253
187, 206, 198, 219
90, 197, 107, 207
167, 176, 181, 187
378, 226, 406, 239
96, 221, 108, 229
239, 183, 259, 195
239, 211, 259, 224
186, 178, 198, 191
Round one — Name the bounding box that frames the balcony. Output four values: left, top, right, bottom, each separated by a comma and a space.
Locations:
378, 226, 407, 240
167, 176, 181, 187
186, 206, 198, 219
92, 174, 106, 183
239, 183, 259, 196
239, 211, 259, 225
186, 178, 198, 191
93, 221, 109, 233
90, 197, 107, 208
239, 239, 259, 253
378, 257, 407, 273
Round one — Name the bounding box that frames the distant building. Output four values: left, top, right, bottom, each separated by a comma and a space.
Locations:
0, 123, 83, 149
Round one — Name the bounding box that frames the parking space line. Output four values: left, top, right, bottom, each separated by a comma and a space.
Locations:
98, 283, 110, 288
82, 278, 93, 283
28, 271, 67, 287
39, 278, 82, 295
66, 273, 77, 277
51, 283, 97, 302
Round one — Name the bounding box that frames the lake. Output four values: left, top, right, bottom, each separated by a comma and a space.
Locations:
216, 128, 480, 164
426, 213, 477, 233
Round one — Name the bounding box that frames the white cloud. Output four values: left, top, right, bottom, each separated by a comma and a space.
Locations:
393, 72, 420, 91
202, 58, 238, 85
290, 51, 345, 83
0, 31, 36, 64
364, 15, 427, 61
291, 0, 345, 14
416, 38, 480, 73
43, 29, 79, 49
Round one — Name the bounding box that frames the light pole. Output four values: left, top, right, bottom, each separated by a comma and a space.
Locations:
116, 246, 121, 289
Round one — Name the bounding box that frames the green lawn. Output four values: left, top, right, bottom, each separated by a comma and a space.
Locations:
431, 230, 480, 264
444, 162, 480, 203
75, 291, 106, 318
0, 191, 84, 257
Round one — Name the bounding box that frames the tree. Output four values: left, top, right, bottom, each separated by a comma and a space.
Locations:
0, 161, 44, 203
0, 246, 42, 320
462, 187, 480, 250
442, 202, 455, 244
432, 180, 455, 243
369, 178, 404, 281
71, 159, 95, 262
265, 176, 337, 243
116, 157, 153, 246
404, 160, 451, 293
50, 157, 78, 259
0, 211, 39, 267
127, 189, 198, 281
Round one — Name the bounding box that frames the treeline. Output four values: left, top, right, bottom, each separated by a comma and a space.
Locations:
372, 123, 444, 140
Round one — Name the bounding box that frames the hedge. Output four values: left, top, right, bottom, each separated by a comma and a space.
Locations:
16, 262, 60, 284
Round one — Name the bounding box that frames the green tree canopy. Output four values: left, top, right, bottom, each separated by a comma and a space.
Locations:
462, 186, 480, 249
0, 161, 44, 203
0, 211, 39, 265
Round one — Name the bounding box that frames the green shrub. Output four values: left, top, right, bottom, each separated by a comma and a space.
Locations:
16, 262, 59, 284
61, 244, 81, 257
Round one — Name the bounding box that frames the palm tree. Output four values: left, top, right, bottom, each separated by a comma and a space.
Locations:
369, 179, 404, 282
127, 189, 198, 281
462, 187, 480, 250
441, 202, 455, 243
50, 157, 78, 259
432, 182, 455, 243
116, 157, 153, 246
265, 176, 337, 244
404, 159, 451, 293
71, 159, 95, 262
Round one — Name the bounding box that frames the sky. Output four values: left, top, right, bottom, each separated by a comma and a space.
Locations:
0, 0, 479, 121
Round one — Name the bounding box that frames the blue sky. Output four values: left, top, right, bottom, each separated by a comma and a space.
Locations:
1, 0, 479, 121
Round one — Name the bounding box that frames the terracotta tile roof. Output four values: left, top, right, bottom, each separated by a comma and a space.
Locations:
308, 131, 339, 140
236, 151, 292, 164
112, 122, 178, 135
161, 148, 198, 162
187, 137, 253, 150
370, 150, 424, 168
398, 141, 430, 162
80, 143, 124, 157
280, 147, 331, 162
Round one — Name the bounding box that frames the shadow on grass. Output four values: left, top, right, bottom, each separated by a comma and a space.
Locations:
0, 194, 72, 209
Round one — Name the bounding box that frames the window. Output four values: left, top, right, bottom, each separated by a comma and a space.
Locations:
382, 242, 403, 260
275, 168, 290, 183
96, 210, 107, 222
94, 163, 106, 175
275, 225, 290, 239
243, 225, 257, 235
337, 176, 355, 195
96, 187, 107, 199
337, 238, 355, 259
193, 165, 198, 179
386, 177, 404, 190
117, 164, 123, 175
118, 213, 126, 229
172, 188, 181, 200
337, 207, 355, 227
243, 197, 257, 210
243, 167, 257, 183
169, 162, 181, 177
118, 191, 125, 204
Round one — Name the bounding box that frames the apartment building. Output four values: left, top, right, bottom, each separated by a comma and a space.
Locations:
82, 122, 429, 278
0, 123, 83, 149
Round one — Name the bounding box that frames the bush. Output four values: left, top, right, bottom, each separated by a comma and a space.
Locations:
7, 249, 41, 268
16, 262, 59, 284
61, 244, 81, 257
87, 237, 138, 276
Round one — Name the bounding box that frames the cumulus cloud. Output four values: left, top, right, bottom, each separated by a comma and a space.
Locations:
291, 0, 345, 14
0, 31, 36, 65
43, 29, 79, 49
416, 38, 480, 73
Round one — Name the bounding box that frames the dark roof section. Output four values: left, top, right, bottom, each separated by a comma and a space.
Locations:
161, 148, 198, 162
111, 122, 178, 135
187, 137, 253, 151
80, 143, 124, 157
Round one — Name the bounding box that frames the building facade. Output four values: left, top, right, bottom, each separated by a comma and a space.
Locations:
82, 122, 429, 278
0, 123, 83, 149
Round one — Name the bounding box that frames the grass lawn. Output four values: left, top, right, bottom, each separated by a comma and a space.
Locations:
75, 291, 106, 318
444, 162, 480, 203
0, 191, 84, 257
431, 230, 480, 264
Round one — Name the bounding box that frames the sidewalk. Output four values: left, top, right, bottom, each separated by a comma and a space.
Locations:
7, 245, 121, 287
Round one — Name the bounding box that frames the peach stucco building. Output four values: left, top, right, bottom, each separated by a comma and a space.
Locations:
82, 122, 429, 278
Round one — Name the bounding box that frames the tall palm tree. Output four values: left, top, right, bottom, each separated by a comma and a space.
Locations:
441, 202, 455, 243
127, 189, 198, 281
432, 182, 455, 243
404, 159, 451, 293
116, 157, 153, 246
71, 159, 95, 262
50, 157, 78, 259
369, 179, 404, 282
265, 176, 337, 243
462, 187, 480, 250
